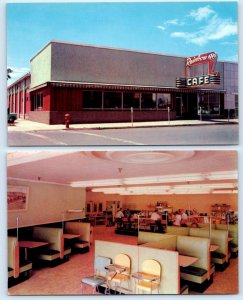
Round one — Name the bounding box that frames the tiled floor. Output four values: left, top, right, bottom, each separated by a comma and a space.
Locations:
8, 225, 238, 295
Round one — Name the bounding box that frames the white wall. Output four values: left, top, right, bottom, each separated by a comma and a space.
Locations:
7, 179, 86, 229
30, 43, 52, 88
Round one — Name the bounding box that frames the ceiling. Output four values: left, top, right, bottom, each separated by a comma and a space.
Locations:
7, 150, 238, 195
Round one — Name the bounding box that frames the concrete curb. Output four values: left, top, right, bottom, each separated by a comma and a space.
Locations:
8, 119, 239, 133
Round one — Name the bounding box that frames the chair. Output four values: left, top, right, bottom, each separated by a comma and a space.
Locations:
150, 220, 159, 232
81, 255, 112, 294
135, 259, 161, 294
107, 253, 131, 294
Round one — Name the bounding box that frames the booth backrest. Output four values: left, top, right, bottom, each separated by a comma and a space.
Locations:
189, 228, 228, 257
32, 227, 63, 252
8, 236, 19, 278
166, 226, 190, 236
65, 222, 92, 246
177, 235, 210, 274
138, 232, 177, 250
215, 224, 238, 246
197, 223, 216, 229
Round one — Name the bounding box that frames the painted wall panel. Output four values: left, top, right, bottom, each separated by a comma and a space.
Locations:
7, 179, 86, 229
30, 44, 52, 88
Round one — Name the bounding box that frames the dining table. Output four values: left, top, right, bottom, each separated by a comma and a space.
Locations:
63, 233, 80, 239
19, 240, 49, 260
210, 244, 219, 252
179, 255, 199, 267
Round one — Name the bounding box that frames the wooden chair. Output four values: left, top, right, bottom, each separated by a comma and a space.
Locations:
107, 253, 131, 294
135, 259, 161, 294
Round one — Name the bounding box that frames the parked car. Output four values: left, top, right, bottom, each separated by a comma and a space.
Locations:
8, 112, 17, 124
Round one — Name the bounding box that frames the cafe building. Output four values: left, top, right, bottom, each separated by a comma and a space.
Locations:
7, 40, 238, 124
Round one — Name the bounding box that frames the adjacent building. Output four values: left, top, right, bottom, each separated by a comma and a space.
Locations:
7, 41, 238, 124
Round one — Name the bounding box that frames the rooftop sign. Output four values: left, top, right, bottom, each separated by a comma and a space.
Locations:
176, 51, 220, 88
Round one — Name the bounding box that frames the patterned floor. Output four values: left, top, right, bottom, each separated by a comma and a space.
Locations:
8, 225, 238, 295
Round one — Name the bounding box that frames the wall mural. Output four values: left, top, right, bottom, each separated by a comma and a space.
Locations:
7, 185, 29, 211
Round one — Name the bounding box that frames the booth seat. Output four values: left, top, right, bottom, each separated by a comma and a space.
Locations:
138, 232, 213, 293
32, 227, 71, 267
165, 226, 229, 272
189, 228, 229, 271
8, 236, 32, 287
215, 224, 238, 258
65, 222, 93, 253
177, 235, 213, 293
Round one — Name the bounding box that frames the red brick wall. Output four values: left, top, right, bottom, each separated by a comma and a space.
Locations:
49, 110, 176, 125
29, 111, 51, 124
51, 87, 82, 111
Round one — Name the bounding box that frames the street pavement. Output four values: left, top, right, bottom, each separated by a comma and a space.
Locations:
8, 118, 239, 146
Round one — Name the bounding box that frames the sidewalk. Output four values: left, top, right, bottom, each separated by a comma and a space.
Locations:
8, 118, 238, 132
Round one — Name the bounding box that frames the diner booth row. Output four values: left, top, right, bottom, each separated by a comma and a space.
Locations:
8, 221, 93, 287
8, 220, 238, 294
89, 225, 238, 294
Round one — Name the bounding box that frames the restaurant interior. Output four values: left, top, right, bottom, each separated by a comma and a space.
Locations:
7, 150, 238, 295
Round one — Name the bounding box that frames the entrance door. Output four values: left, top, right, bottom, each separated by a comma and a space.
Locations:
176, 94, 188, 117
176, 95, 183, 117
176, 93, 198, 119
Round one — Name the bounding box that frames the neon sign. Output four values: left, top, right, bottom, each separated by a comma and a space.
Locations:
176, 51, 220, 88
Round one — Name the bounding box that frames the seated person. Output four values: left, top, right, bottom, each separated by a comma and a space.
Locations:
173, 211, 182, 226
190, 222, 199, 228
181, 209, 188, 225
150, 209, 163, 232
115, 208, 124, 228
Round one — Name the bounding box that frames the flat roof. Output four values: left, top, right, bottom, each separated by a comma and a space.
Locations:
7, 73, 31, 89
30, 39, 238, 64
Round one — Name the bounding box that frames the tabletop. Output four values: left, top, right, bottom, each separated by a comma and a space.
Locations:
19, 240, 49, 249
63, 233, 80, 239
210, 244, 219, 252
179, 255, 198, 267
132, 272, 160, 282
105, 264, 127, 273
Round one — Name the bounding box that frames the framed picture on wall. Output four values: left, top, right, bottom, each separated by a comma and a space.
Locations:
7, 185, 29, 211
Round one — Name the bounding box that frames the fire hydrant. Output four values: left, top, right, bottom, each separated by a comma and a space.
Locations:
64, 114, 71, 129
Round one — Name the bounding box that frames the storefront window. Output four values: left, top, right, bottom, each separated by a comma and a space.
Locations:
83, 91, 102, 109
104, 92, 122, 109
31, 93, 43, 111
235, 95, 238, 117
157, 93, 171, 109
198, 93, 220, 115
141, 93, 156, 109
123, 92, 140, 109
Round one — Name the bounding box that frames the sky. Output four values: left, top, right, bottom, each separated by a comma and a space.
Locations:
6, 1, 238, 85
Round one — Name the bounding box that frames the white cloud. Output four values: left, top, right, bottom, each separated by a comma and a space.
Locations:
8, 66, 30, 79
171, 31, 207, 46
156, 25, 166, 31
206, 17, 237, 40
189, 5, 215, 21
156, 18, 184, 32
171, 15, 237, 46
222, 54, 238, 62
165, 19, 180, 26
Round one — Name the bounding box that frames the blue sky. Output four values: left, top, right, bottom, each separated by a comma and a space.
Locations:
7, 1, 238, 84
